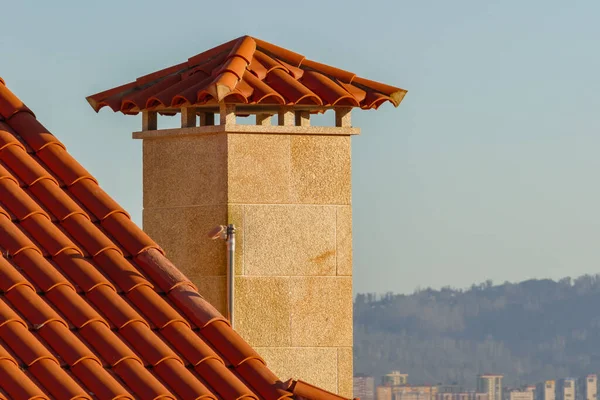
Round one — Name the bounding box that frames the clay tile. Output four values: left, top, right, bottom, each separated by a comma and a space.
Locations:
112, 358, 175, 399
248, 57, 269, 80
170, 74, 215, 108
0, 179, 49, 222
153, 358, 216, 399
229, 36, 257, 64
253, 37, 305, 67
236, 358, 293, 400
160, 321, 221, 366
70, 358, 133, 399
243, 72, 286, 105
4, 285, 67, 330
28, 358, 91, 399
301, 59, 356, 84
61, 213, 122, 257
135, 248, 196, 293
6, 112, 64, 152
168, 285, 227, 329
52, 249, 116, 293
0, 346, 48, 399
119, 321, 182, 367
37, 320, 101, 367
265, 70, 323, 106
126, 285, 189, 330
85, 284, 148, 330
300, 71, 360, 107
219, 56, 250, 81
0, 217, 43, 257
29, 179, 87, 222
254, 51, 289, 75
1, 145, 58, 187
19, 214, 83, 257
36, 144, 96, 187
101, 212, 161, 256
44, 284, 107, 329
292, 380, 349, 400
11, 249, 74, 293
352, 76, 407, 106
0, 256, 35, 292
121, 74, 182, 113
86, 81, 140, 112
68, 178, 128, 221
276, 58, 304, 80
78, 321, 142, 367
208, 71, 240, 101
0, 82, 34, 120
146, 71, 211, 109
337, 81, 367, 103
0, 122, 26, 151
201, 320, 264, 367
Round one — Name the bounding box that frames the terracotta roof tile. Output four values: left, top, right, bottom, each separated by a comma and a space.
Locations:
87, 35, 406, 114
0, 79, 352, 399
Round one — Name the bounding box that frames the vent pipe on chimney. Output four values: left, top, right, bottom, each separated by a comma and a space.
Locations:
208, 224, 236, 328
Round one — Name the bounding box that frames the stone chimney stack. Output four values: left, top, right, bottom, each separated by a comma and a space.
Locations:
87, 36, 406, 398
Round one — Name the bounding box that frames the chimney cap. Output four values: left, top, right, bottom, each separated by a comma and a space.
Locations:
86, 35, 407, 116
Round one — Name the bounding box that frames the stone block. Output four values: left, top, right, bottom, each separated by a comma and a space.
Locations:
227, 134, 291, 204
234, 277, 291, 347
290, 135, 351, 205
256, 347, 338, 394
143, 135, 227, 208
290, 277, 352, 347
244, 205, 336, 276
338, 347, 353, 398
336, 206, 352, 276
143, 205, 228, 276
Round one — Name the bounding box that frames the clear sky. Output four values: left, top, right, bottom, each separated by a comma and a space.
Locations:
1, 1, 600, 294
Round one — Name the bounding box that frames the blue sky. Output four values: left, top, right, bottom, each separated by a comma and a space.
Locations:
1, 1, 600, 294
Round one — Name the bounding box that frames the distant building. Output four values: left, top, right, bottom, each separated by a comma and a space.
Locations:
505, 389, 534, 400
536, 381, 556, 400
557, 379, 576, 400
436, 392, 489, 400
378, 386, 393, 400
377, 385, 438, 400
477, 374, 504, 400
355, 375, 375, 400
438, 384, 465, 394
577, 375, 597, 400
383, 371, 409, 387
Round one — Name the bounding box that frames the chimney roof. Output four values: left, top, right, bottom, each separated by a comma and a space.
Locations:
86, 35, 407, 115
0, 79, 351, 399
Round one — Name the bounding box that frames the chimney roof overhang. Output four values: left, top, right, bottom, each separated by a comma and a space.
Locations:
86, 35, 407, 116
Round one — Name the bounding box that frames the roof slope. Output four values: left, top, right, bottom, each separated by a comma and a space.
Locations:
0, 80, 348, 399
86, 35, 406, 114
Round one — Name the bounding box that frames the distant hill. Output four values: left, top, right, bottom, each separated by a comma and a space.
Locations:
354, 275, 600, 387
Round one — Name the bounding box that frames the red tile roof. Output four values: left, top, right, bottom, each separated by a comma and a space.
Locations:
86, 35, 406, 115
0, 80, 350, 399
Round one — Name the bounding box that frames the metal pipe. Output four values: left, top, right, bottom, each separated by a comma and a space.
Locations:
226, 224, 236, 328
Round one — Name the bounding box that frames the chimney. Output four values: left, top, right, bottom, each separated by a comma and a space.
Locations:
87, 35, 406, 397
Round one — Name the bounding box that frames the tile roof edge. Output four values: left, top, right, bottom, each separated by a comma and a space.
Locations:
290, 380, 353, 400
0, 79, 35, 119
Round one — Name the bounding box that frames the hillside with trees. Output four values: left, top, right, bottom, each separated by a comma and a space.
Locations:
354, 275, 600, 387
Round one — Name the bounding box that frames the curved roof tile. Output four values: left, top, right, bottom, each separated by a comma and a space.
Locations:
0, 79, 352, 400
86, 35, 406, 114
